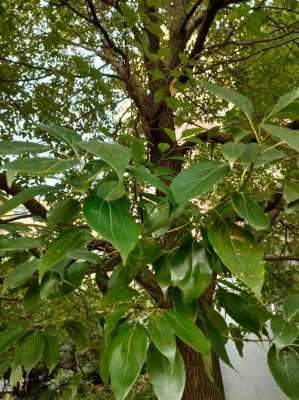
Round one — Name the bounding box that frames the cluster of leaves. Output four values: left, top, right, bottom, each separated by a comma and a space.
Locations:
0, 82, 298, 399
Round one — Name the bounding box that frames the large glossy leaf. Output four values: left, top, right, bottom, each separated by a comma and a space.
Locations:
165, 309, 211, 365
231, 192, 270, 230
0, 322, 30, 354
0, 237, 41, 252
0, 185, 51, 217
218, 290, 260, 335
21, 332, 45, 374
38, 124, 81, 153
178, 244, 212, 302
221, 142, 247, 169
271, 316, 298, 351
3, 259, 38, 290
170, 161, 229, 204
0, 141, 50, 155
263, 124, 299, 152
208, 221, 264, 298
109, 322, 148, 400
147, 344, 185, 400
170, 242, 191, 285
283, 294, 299, 323
4, 158, 79, 176
148, 314, 177, 371
268, 345, 299, 400
83, 197, 140, 264
203, 81, 254, 119
39, 229, 91, 281
43, 332, 60, 373
264, 88, 299, 121
79, 140, 131, 181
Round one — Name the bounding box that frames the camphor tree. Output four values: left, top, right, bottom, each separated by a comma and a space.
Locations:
0, 0, 299, 399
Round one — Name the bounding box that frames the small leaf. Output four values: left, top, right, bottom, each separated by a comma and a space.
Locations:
64, 320, 89, 348
204, 319, 233, 367
203, 81, 254, 119
109, 322, 148, 400
178, 244, 212, 302
3, 259, 38, 290
147, 344, 185, 400
43, 332, 60, 373
283, 294, 299, 323
0, 322, 30, 354
83, 197, 139, 264
79, 141, 131, 181
0, 141, 50, 155
268, 345, 299, 400
4, 158, 79, 176
9, 364, 23, 387
283, 182, 299, 204
255, 148, 285, 167
128, 165, 170, 195
0, 185, 51, 217
231, 192, 270, 230
148, 314, 177, 371
66, 250, 102, 264
208, 221, 264, 298
271, 316, 298, 351
164, 128, 176, 142
153, 255, 171, 295
21, 332, 45, 374
39, 229, 91, 282
47, 199, 80, 226
0, 237, 41, 252
170, 161, 230, 204
158, 142, 170, 153
263, 124, 299, 152
165, 309, 211, 366
264, 88, 299, 121
221, 142, 247, 169
101, 287, 139, 306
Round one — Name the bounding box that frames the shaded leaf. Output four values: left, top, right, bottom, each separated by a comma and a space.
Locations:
221, 142, 247, 169
264, 88, 299, 121
64, 320, 89, 348
0, 141, 50, 155
283, 294, 299, 323
231, 192, 269, 230
271, 316, 298, 351
21, 332, 45, 374
263, 124, 299, 152
4, 158, 79, 176
3, 259, 38, 290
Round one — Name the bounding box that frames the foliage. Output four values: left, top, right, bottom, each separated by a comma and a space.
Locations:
0, 0, 299, 399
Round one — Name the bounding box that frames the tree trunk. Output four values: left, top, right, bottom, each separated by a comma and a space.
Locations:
179, 341, 225, 400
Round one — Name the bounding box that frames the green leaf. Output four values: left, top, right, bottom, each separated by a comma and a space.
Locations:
165, 309, 211, 366
153, 255, 171, 295
23, 285, 41, 311
40, 271, 60, 299
21, 332, 45, 374
0, 141, 50, 155
170, 242, 191, 285
264, 88, 299, 121
102, 287, 139, 307
64, 320, 89, 348
218, 290, 260, 335
79, 141, 131, 181
283, 294, 299, 323
9, 364, 23, 388
0, 185, 51, 217
203, 81, 254, 119
128, 165, 170, 195
104, 305, 128, 343
4, 158, 79, 176
39, 229, 91, 282
97, 180, 126, 201
83, 197, 139, 264
109, 322, 148, 400
164, 128, 176, 142
170, 161, 230, 204
3, 259, 38, 290
271, 316, 298, 351
66, 249, 102, 264
38, 124, 81, 154
221, 142, 247, 169
268, 345, 299, 400
263, 124, 299, 152
208, 221, 264, 298
47, 198, 80, 226
0, 322, 30, 354
255, 148, 285, 167
148, 314, 177, 372
178, 244, 212, 302
283, 182, 299, 204
204, 319, 233, 367
120, 2, 138, 27
147, 344, 185, 400
231, 192, 270, 230
0, 237, 41, 252
172, 287, 199, 323
43, 332, 60, 373
230, 327, 244, 357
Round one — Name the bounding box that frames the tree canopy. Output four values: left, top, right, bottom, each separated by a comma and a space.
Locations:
0, 0, 299, 399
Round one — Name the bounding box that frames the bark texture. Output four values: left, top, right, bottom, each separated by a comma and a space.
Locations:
179, 341, 225, 400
